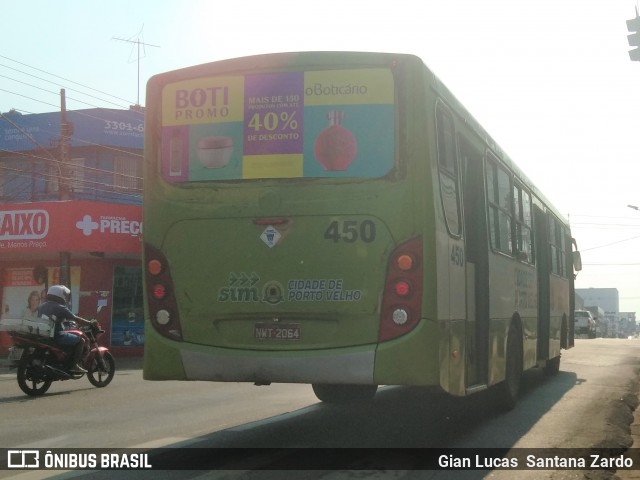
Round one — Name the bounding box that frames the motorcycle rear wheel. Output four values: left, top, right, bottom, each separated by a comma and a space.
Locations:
17, 356, 53, 396
87, 351, 115, 387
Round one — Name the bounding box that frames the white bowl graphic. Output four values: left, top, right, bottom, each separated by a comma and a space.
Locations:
197, 136, 233, 168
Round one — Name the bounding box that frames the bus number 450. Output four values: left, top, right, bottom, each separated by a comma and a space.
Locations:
324, 220, 376, 243
451, 245, 465, 267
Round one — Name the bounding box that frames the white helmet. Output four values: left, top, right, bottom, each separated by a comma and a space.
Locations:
47, 285, 71, 304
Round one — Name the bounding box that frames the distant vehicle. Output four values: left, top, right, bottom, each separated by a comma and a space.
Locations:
574, 310, 596, 338
584, 305, 605, 337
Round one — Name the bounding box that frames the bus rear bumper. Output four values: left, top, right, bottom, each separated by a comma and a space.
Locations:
180, 346, 376, 385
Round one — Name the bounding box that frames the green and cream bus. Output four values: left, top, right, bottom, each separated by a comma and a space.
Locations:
142, 52, 581, 408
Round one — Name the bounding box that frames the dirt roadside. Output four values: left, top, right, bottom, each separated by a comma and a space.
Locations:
613, 369, 640, 480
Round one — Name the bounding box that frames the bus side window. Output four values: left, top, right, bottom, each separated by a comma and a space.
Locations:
485, 154, 513, 256
549, 217, 567, 277
435, 102, 461, 236
513, 183, 534, 264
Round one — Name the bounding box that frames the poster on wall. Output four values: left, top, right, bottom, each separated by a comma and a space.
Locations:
110, 266, 144, 347
1, 267, 81, 322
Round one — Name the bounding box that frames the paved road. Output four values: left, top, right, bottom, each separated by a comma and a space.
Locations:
0, 338, 639, 480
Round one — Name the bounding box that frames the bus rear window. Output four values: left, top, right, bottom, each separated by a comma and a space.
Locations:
159, 68, 395, 182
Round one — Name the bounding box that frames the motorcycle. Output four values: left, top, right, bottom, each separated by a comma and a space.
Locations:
8, 320, 115, 396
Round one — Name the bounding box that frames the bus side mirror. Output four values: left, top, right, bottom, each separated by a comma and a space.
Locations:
572, 251, 583, 272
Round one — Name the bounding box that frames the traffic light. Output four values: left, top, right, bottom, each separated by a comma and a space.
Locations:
627, 14, 640, 61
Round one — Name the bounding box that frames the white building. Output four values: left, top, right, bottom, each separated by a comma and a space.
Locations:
575, 288, 619, 315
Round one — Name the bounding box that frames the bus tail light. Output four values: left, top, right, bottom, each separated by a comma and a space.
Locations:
152, 284, 167, 300
394, 280, 412, 297
396, 254, 414, 271
144, 243, 183, 341
379, 237, 423, 342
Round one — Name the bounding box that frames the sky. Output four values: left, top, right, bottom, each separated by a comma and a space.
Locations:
3, 0, 640, 316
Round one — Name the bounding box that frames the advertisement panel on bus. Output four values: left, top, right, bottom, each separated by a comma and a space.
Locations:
159, 69, 395, 182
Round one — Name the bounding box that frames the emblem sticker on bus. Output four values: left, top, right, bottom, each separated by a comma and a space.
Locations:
217, 272, 363, 304
217, 272, 260, 303
287, 278, 362, 302
260, 226, 281, 248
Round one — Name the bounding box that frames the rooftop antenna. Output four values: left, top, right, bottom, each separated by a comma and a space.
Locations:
113, 26, 160, 106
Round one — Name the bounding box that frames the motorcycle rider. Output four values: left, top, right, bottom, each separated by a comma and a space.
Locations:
38, 285, 94, 373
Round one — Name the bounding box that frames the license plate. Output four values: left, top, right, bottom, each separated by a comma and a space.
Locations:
8, 347, 24, 363
254, 323, 301, 340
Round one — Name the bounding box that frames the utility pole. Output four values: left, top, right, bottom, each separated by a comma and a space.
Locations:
59, 88, 71, 200
59, 88, 72, 288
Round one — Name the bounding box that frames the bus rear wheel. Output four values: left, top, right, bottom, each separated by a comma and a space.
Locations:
312, 384, 378, 403
495, 324, 523, 410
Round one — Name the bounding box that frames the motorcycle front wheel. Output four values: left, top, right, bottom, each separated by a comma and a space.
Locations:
87, 351, 115, 387
17, 356, 53, 396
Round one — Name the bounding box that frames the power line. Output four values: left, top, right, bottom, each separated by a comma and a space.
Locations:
0, 104, 143, 197
0, 56, 147, 121
0, 164, 142, 200
0, 95, 145, 202
0, 113, 144, 160
0, 112, 58, 162
580, 235, 640, 252
0, 66, 133, 111
0, 148, 142, 186
0, 54, 137, 107
0, 87, 59, 111
0, 111, 143, 186
583, 263, 640, 266
0, 102, 144, 187
570, 213, 640, 219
